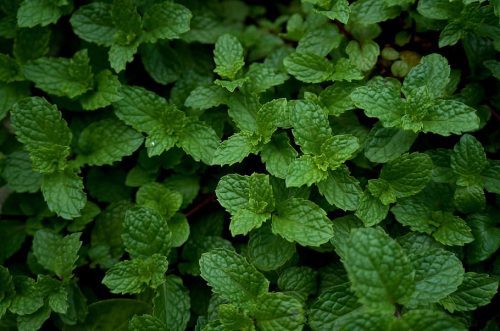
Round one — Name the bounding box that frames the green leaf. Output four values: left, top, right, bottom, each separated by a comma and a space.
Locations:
417, 0, 462, 20
284, 52, 333, 83
440, 272, 498, 312
102, 254, 168, 294
364, 126, 417, 163
136, 183, 183, 220
184, 85, 228, 110
17, 0, 66, 27
129, 315, 166, 330
23, 50, 94, 98
466, 211, 500, 264
218, 304, 254, 330
350, 0, 400, 25
247, 225, 296, 272
76, 118, 144, 166
454, 185, 485, 214
346, 40, 380, 72
355, 190, 389, 226
122, 207, 171, 259
379, 152, 434, 199
153, 276, 190, 331
318, 82, 359, 116
109, 42, 140, 73
17, 305, 51, 331
215, 174, 249, 215
0, 82, 29, 120
65, 299, 150, 331
439, 22, 463, 48
113, 86, 186, 156
317, 166, 362, 211
199, 248, 269, 304
402, 54, 450, 99
142, 2, 191, 43
308, 284, 361, 331
177, 120, 219, 164
251, 292, 305, 331
351, 77, 404, 127
330, 215, 363, 259
10, 97, 72, 173
230, 208, 268, 236
261, 133, 298, 179
420, 99, 480, 136
0, 53, 21, 82
213, 34, 244, 80
9, 276, 44, 315
296, 25, 342, 57
212, 133, 253, 166
406, 248, 464, 307
330, 58, 364, 82
321, 134, 360, 169
41, 169, 87, 220
272, 198, 333, 247
0, 220, 26, 264
37, 275, 69, 313
2, 150, 42, 193
244, 63, 289, 94
432, 211, 474, 246
333, 309, 393, 330
32, 230, 82, 278
286, 155, 326, 187
483, 160, 500, 194
277, 266, 316, 301
451, 134, 487, 186
70, 3, 116, 46
397, 309, 467, 331
80, 70, 122, 110
484, 60, 500, 80
342, 227, 414, 311
290, 100, 331, 155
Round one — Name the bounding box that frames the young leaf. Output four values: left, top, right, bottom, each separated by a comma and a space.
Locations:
32, 230, 82, 279
199, 248, 269, 304
342, 227, 415, 311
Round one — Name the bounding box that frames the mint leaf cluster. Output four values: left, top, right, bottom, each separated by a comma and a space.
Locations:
0, 0, 499, 330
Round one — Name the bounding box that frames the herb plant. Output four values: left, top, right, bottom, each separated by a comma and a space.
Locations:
0, 0, 499, 330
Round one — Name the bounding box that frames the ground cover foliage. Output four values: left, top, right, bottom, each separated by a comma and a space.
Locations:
0, 0, 499, 330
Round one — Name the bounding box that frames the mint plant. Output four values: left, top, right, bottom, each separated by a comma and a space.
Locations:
0, 0, 499, 330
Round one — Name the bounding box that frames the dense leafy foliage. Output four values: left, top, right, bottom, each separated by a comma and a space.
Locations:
0, 0, 499, 330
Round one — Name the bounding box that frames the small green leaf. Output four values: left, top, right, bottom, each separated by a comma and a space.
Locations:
11, 97, 72, 174
272, 198, 333, 247
76, 118, 144, 166
122, 207, 171, 258
102, 254, 168, 294
32, 230, 82, 278
199, 248, 269, 304
23, 50, 94, 98
440, 272, 498, 312
284, 52, 334, 83
342, 227, 414, 311
41, 169, 87, 220
213, 34, 244, 80
251, 292, 305, 331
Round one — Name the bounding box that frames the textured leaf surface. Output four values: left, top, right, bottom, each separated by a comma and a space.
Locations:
342, 228, 414, 311
102, 254, 168, 294
199, 248, 269, 304
41, 170, 87, 220
77, 118, 144, 166
32, 230, 82, 278
122, 207, 171, 259
272, 198, 333, 247
11, 97, 72, 173
252, 293, 305, 331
